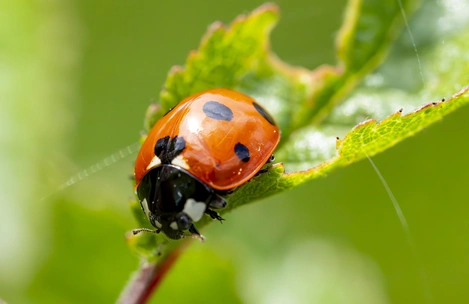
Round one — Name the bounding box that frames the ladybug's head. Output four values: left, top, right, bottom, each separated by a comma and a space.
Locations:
134, 164, 215, 240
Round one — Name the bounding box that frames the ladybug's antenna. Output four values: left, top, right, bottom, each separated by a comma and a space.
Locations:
41, 141, 141, 201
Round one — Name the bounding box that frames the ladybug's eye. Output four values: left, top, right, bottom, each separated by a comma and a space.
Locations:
177, 213, 192, 230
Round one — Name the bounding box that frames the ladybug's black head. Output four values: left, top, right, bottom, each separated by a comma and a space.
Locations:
135, 164, 216, 240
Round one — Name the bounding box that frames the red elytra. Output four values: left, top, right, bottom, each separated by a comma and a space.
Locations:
134, 88, 280, 191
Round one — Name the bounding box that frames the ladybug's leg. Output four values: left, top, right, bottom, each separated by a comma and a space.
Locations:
209, 194, 227, 209
189, 224, 205, 242
189, 224, 200, 235
256, 167, 272, 176
255, 155, 276, 176
132, 228, 161, 235
205, 208, 225, 223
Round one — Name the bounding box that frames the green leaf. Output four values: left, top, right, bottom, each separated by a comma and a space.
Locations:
292, 0, 422, 128
130, 1, 469, 261
278, 0, 469, 172
145, 4, 307, 136
221, 83, 468, 209
145, 1, 421, 140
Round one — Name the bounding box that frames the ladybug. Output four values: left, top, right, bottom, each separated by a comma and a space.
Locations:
133, 88, 280, 240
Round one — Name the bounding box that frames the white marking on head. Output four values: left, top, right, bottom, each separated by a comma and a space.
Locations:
171, 154, 189, 170
153, 219, 162, 229
183, 198, 206, 222
141, 198, 162, 228
170, 221, 178, 230
141, 198, 151, 219
146, 156, 161, 170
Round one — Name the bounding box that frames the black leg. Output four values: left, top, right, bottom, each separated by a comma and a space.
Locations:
189, 224, 201, 236
255, 156, 276, 177
254, 154, 276, 177
205, 208, 225, 223
216, 188, 235, 196
256, 167, 271, 176
209, 194, 228, 209
267, 154, 275, 163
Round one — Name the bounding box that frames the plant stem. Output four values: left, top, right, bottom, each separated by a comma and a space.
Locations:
118, 247, 183, 304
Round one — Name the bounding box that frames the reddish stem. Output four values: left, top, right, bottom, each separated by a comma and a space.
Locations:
118, 248, 183, 304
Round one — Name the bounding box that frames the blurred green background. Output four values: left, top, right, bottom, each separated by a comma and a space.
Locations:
1, 0, 469, 303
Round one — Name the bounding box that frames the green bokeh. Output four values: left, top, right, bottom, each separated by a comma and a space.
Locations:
1, 1, 469, 304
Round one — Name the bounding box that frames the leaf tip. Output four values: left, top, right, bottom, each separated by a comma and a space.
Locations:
168, 65, 183, 76
202, 20, 226, 43
414, 102, 434, 113
144, 102, 162, 131
207, 20, 225, 33
355, 118, 376, 129
253, 2, 280, 15
231, 2, 279, 32
336, 136, 342, 150
452, 85, 469, 99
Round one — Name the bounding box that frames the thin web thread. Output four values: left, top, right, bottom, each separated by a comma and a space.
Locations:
365, 153, 432, 303
392, 2, 431, 300
41, 141, 141, 201
397, 0, 426, 88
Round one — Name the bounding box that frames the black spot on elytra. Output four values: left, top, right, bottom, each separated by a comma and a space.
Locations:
234, 142, 250, 162
154, 136, 170, 156
154, 136, 186, 163
203, 101, 234, 121
253, 102, 276, 126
